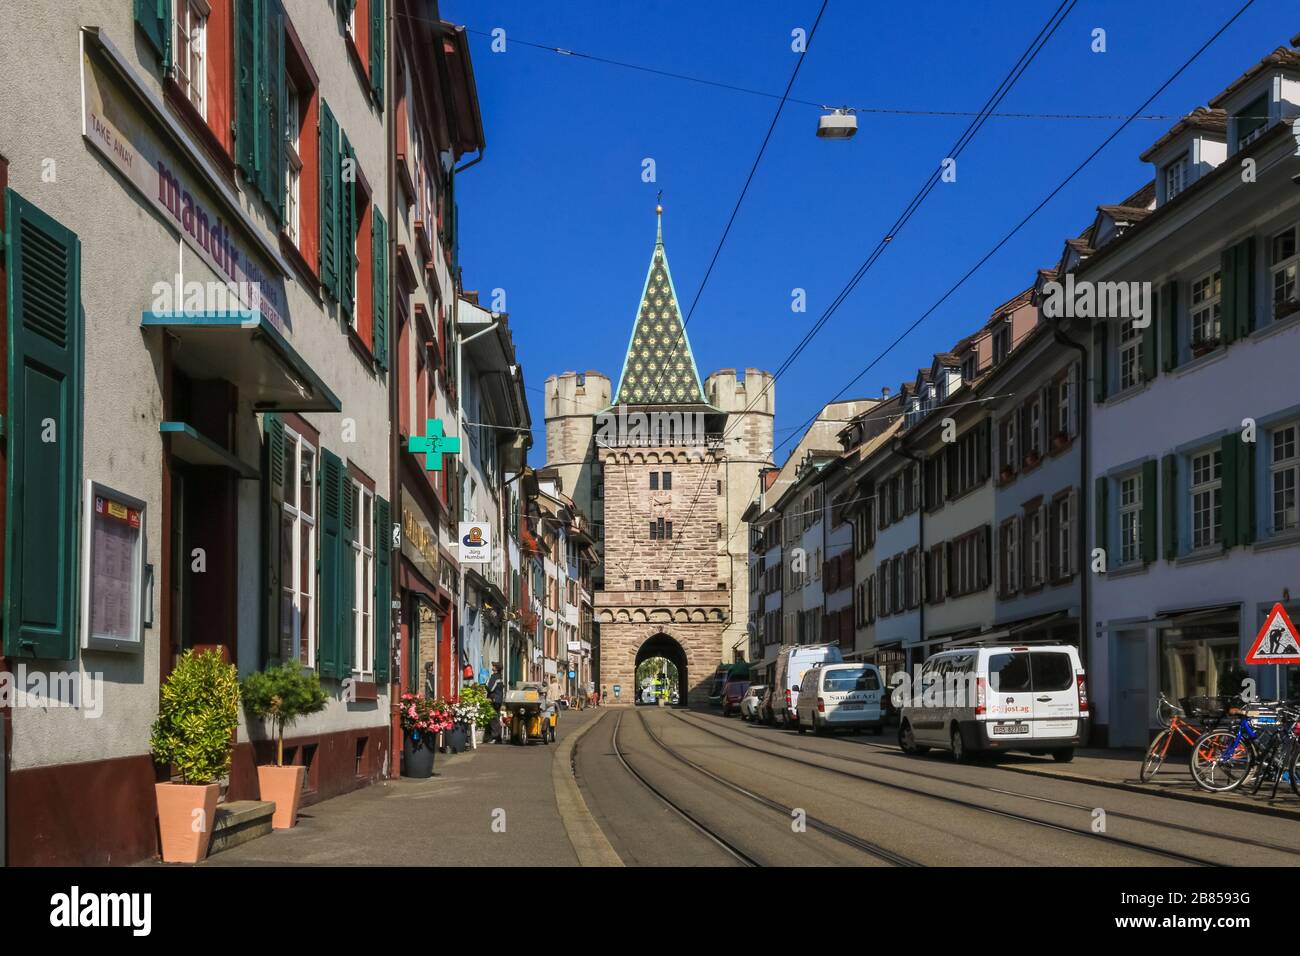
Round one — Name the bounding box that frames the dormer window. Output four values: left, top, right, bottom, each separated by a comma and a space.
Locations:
961, 355, 975, 382
993, 323, 1011, 364
1164, 153, 1188, 201
1235, 93, 1268, 151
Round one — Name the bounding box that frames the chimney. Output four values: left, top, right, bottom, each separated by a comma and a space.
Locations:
881, 386, 891, 400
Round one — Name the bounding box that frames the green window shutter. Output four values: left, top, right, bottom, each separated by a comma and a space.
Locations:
1232, 237, 1256, 341
259, 0, 286, 221
134, 0, 172, 70
374, 496, 391, 683
1094, 475, 1108, 562
1161, 282, 1178, 371
4, 190, 83, 660
369, 0, 385, 105
317, 450, 345, 677
1161, 453, 1178, 560
1239, 438, 1256, 547
262, 413, 285, 663
318, 100, 339, 298
372, 209, 388, 369
1091, 323, 1108, 403
235, 0, 261, 183
1221, 435, 1239, 548
1141, 459, 1158, 565
1141, 313, 1158, 384
339, 131, 356, 320
339, 473, 356, 675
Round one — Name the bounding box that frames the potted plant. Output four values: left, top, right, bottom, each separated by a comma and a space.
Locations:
149, 649, 240, 863
452, 683, 496, 747
398, 694, 453, 778
240, 661, 328, 829
1051, 430, 1070, 452
1276, 297, 1300, 322
1191, 335, 1220, 357
1023, 449, 1041, 469
998, 464, 1015, 484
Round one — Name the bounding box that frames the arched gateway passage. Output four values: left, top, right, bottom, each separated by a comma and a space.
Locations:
634, 633, 688, 706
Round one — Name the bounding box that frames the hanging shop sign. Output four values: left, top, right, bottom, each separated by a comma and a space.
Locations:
400, 489, 439, 584
459, 522, 491, 563
80, 32, 288, 330
80, 481, 147, 653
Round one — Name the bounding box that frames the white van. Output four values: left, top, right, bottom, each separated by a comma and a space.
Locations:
796, 663, 884, 736
771, 643, 844, 729
897, 643, 1088, 762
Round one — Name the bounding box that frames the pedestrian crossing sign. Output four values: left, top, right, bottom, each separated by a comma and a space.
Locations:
1245, 603, 1300, 664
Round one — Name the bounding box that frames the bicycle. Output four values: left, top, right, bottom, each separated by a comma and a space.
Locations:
1139, 693, 1224, 783
1190, 700, 1300, 797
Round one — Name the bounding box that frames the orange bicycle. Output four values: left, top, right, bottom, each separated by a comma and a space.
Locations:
1139, 692, 1235, 782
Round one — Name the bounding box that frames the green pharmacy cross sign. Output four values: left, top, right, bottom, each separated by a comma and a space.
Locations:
408, 419, 460, 471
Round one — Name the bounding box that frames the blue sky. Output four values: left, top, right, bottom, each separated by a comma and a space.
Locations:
442, 0, 1291, 463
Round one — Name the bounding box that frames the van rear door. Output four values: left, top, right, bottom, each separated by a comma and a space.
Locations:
985, 651, 1034, 742
1029, 650, 1079, 739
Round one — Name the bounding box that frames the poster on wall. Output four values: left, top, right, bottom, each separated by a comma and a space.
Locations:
81, 481, 147, 653
459, 522, 491, 563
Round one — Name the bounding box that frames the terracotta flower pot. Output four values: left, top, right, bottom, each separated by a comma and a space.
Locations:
257, 764, 308, 829
155, 782, 220, 863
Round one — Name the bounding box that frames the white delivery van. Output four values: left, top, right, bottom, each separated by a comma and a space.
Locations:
897, 643, 1088, 763
796, 663, 885, 736
771, 643, 844, 729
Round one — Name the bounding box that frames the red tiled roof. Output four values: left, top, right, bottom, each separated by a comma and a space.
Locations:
1208, 47, 1300, 108
1139, 107, 1227, 162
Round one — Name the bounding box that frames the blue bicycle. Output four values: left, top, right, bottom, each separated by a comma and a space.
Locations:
1189, 701, 1300, 797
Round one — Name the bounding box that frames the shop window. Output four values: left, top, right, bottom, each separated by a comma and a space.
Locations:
1159, 616, 1241, 703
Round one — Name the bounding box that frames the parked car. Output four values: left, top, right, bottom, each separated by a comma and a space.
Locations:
796, 663, 884, 736
739, 684, 767, 721
898, 644, 1089, 763
720, 680, 751, 716
771, 643, 844, 729
708, 663, 751, 706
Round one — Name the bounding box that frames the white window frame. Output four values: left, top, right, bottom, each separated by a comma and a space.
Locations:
1189, 449, 1223, 550
1027, 509, 1043, 586
281, 427, 317, 667
1055, 495, 1072, 578
351, 479, 375, 678
1004, 517, 1019, 593
284, 78, 302, 246
1028, 398, 1042, 456
1164, 153, 1187, 202
173, 0, 208, 119
1190, 269, 1222, 347
1119, 474, 1142, 566
1270, 226, 1298, 322
1118, 319, 1143, 392
1001, 417, 1016, 470
1270, 423, 1299, 534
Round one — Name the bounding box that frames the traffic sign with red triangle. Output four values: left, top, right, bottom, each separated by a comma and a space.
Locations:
1245, 603, 1300, 665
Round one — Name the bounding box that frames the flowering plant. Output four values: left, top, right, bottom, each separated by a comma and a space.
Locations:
398, 693, 454, 738
452, 683, 497, 728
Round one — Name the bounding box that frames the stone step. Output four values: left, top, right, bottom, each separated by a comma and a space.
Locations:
207, 800, 275, 857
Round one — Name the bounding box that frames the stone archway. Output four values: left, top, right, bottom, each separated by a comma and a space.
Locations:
634, 632, 689, 706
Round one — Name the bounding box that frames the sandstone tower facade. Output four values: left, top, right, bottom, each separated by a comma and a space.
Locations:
544, 209, 774, 704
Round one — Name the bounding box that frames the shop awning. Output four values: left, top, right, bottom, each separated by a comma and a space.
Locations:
142, 312, 341, 412
160, 421, 258, 478
1156, 602, 1241, 627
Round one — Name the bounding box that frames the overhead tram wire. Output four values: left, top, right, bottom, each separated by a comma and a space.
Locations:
767, 0, 1261, 463
712, 0, 1078, 453
681, 0, 1076, 554
643, 0, 830, 405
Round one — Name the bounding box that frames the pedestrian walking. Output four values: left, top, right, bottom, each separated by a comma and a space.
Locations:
486, 662, 505, 744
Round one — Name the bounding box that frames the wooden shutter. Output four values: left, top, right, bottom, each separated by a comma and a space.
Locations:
1141, 313, 1158, 383
262, 413, 286, 663
318, 100, 339, 298
1092, 323, 1108, 402
1141, 459, 1158, 565
3, 190, 83, 660
135, 0, 172, 67
260, 0, 286, 220
318, 450, 345, 677
1161, 282, 1178, 371
374, 496, 391, 682
235, 0, 260, 182
340, 475, 356, 675
1068, 362, 1080, 437
373, 208, 389, 369
1221, 237, 1256, 343
369, 0, 386, 104
1221, 435, 1254, 548
339, 131, 357, 320
1094, 476, 1108, 561
1161, 453, 1177, 560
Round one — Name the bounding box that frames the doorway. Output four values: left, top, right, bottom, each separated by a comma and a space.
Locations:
1111, 629, 1149, 747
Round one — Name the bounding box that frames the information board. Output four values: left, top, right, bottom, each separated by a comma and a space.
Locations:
81, 481, 146, 652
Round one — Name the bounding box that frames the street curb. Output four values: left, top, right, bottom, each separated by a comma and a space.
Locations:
1000, 764, 1300, 821
553, 712, 624, 867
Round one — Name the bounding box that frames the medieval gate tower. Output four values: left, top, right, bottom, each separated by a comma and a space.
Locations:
544, 207, 774, 704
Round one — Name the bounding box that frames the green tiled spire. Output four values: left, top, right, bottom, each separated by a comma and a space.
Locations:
613, 205, 706, 406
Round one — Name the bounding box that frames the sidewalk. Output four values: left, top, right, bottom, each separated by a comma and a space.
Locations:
202, 708, 602, 866
998, 746, 1300, 821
